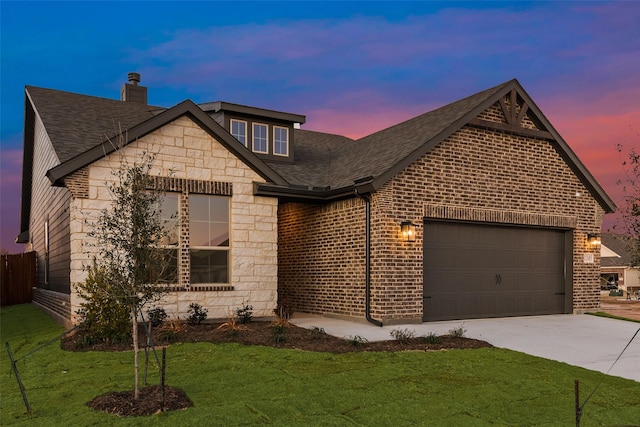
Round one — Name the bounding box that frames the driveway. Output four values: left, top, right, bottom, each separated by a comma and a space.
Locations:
292, 314, 640, 382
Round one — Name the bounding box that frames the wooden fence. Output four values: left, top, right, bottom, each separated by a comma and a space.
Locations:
1, 252, 36, 306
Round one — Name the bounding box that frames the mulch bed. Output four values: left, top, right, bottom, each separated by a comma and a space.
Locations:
63, 320, 492, 417
87, 385, 192, 416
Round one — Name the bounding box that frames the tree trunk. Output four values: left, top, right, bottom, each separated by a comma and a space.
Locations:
132, 305, 140, 400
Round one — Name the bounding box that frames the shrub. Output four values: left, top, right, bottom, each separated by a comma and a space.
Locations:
448, 324, 467, 338
272, 328, 288, 343
422, 332, 442, 344
390, 328, 416, 344
216, 314, 247, 337
309, 326, 327, 340
156, 316, 186, 342
346, 335, 368, 346
146, 306, 168, 327
74, 264, 131, 345
186, 303, 208, 325
236, 303, 253, 324
272, 305, 292, 329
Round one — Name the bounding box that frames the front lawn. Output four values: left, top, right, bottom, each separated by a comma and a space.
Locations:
2, 304, 639, 426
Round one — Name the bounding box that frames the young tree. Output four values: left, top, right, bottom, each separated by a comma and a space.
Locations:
82, 151, 174, 399
614, 143, 640, 272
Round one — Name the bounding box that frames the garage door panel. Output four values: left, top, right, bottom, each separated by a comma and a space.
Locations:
423, 222, 569, 322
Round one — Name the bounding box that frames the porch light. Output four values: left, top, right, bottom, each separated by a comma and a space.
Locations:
588, 233, 601, 245
400, 221, 416, 242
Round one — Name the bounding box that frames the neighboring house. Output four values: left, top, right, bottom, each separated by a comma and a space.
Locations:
18, 74, 616, 326
601, 233, 640, 295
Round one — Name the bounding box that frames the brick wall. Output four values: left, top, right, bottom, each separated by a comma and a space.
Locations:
278, 198, 367, 317
278, 100, 606, 323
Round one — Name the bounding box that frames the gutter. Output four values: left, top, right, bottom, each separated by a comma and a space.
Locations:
354, 179, 383, 327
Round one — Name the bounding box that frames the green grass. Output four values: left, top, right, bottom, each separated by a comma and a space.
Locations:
2, 304, 639, 426
587, 311, 640, 323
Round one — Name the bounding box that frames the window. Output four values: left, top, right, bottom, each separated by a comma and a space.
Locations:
149, 193, 179, 284
253, 123, 268, 154
230, 119, 247, 147
44, 218, 49, 286
189, 195, 230, 284
273, 126, 289, 156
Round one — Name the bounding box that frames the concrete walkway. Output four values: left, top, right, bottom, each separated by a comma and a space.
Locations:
292, 314, 640, 382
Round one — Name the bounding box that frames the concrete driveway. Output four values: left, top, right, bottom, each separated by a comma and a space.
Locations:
292, 314, 640, 382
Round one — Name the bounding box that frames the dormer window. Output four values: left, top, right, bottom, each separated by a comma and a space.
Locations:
200, 100, 304, 163
274, 126, 289, 156
253, 123, 268, 154
230, 119, 247, 147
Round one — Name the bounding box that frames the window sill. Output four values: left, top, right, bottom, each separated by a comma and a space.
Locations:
187, 285, 234, 292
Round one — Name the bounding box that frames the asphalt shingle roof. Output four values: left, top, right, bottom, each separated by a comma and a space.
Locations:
23, 79, 615, 214
601, 233, 636, 267
26, 86, 164, 163
267, 80, 511, 189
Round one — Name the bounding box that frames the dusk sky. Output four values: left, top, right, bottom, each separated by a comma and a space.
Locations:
1, 1, 638, 253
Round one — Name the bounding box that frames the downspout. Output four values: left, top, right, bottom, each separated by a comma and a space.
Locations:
355, 188, 383, 327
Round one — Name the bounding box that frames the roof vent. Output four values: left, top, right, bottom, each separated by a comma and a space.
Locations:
128, 72, 141, 86
121, 72, 147, 104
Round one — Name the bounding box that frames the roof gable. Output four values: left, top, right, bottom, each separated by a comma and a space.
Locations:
261, 79, 616, 213
45, 99, 287, 186
601, 233, 637, 266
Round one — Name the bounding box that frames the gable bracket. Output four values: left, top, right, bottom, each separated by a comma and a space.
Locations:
498, 96, 512, 125
516, 102, 529, 127
468, 118, 553, 140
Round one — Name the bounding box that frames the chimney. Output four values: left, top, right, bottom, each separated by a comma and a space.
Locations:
120, 72, 148, 104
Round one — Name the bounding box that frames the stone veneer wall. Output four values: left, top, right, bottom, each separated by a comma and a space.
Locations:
65, 116, 278, 322
278, 103, 605, 323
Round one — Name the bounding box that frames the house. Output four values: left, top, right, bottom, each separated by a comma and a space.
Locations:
18, 74, 616, 327
600, 233, 639, 296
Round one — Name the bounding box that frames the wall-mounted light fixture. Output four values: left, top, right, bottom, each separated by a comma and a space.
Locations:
400, 221, 416, 242
587, 233, 601, 245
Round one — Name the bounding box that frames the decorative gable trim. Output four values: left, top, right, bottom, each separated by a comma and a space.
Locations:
468, 88, 553, 140
468, 118, 554, 140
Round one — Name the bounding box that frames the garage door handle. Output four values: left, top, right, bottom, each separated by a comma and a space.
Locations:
555, 292, 565, 295
495, 274, 502, 285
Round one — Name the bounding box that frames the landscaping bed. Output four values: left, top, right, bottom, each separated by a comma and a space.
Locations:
61, 320, 492, 354
62, 320, 492, 417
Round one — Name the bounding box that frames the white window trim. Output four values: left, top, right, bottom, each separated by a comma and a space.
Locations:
273, 125, 289, 157
230, 119, 248, 147
252, 122, 269, 154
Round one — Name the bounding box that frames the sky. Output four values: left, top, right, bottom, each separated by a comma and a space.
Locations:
1, 1, 639, 253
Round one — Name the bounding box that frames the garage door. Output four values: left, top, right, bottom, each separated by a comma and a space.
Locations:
423, 221, 570, 322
